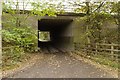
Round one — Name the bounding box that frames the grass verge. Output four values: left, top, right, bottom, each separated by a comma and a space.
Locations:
74, 51, 119, 69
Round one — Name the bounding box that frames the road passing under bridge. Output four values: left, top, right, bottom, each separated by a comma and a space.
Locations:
6, 51, 116, 78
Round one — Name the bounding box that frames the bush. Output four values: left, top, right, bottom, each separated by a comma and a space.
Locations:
2, 46, 25, 70
2, 26, 38, 52
2, 26, 38, 70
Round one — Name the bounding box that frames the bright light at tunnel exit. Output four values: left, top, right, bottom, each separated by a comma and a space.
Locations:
39, 31, 51, 42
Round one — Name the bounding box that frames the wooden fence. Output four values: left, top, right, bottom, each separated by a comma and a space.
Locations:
74, 43, 120, 61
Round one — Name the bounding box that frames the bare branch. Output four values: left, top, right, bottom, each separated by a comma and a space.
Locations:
21, 14, 30, 25
92, 2, 105, 13
69, 1, 84, 7
10, 13, 16, 19
24, 1, 29, 10
114, 19, 119, 25
85, 2, 90, 15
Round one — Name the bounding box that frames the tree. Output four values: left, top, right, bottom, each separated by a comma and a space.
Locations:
70, 1, 119, 44
2, 0, 65, 49
110, 2, 120, 44
0, 2, 2, 53
0, 0, 2, 78
2, 0, 64, 27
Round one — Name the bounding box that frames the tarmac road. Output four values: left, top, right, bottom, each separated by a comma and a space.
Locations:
8, 52, 114, 78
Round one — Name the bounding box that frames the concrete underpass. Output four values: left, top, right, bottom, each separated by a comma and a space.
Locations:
3, 15, 117, 79
38, 18, 74, 52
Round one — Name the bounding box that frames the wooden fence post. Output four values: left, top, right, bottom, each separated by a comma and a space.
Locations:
111, 44, 114, 59
95, 43, 98, 53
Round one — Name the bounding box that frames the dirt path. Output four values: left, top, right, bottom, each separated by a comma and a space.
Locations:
7, 52, 115, 78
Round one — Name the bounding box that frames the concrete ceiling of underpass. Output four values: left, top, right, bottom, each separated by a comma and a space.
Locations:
38, 18, 73, 31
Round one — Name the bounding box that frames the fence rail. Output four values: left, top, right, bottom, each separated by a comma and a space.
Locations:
1, 43, 34, 49
74, 43, 120, 61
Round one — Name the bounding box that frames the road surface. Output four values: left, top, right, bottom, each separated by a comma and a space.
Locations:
8, 52, 114, 78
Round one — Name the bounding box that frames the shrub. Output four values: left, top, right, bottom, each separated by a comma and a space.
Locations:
2, 26, 38, 70
2, 46, 25, 70
2, 26, 38, 52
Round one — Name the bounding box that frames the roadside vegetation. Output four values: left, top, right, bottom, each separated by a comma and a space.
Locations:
73, 2, 120, 69
1, 1, 120, 70
1, 0, 64, 70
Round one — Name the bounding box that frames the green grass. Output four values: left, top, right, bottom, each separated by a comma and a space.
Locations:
91, 54, 118, 68
75, 51, 119, 69
2, 53, 31, 71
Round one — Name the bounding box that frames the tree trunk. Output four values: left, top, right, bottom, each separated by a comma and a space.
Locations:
118, 2, 120, 44
0, 0, 2, 79
85, 2, 91, 45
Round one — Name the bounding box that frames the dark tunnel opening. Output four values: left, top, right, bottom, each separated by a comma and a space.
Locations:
38, 18, 73, 52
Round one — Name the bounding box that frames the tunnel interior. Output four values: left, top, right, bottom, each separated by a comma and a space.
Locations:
38, 18, 73, 51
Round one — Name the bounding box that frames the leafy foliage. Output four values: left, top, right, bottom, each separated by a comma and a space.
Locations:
2, 26, 38, 52
2, 0, 65, 27
74, 2, 119, 44
31, 2, 57, 17
2, 0, 64, 70
1, 26, 38, 70
73, 2, 119, 69
2, 46, 31, 70
2, 1, 120, 70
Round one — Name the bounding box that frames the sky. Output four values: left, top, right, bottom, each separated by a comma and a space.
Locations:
4, 0, 79, 12
3, 0, 120, 12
